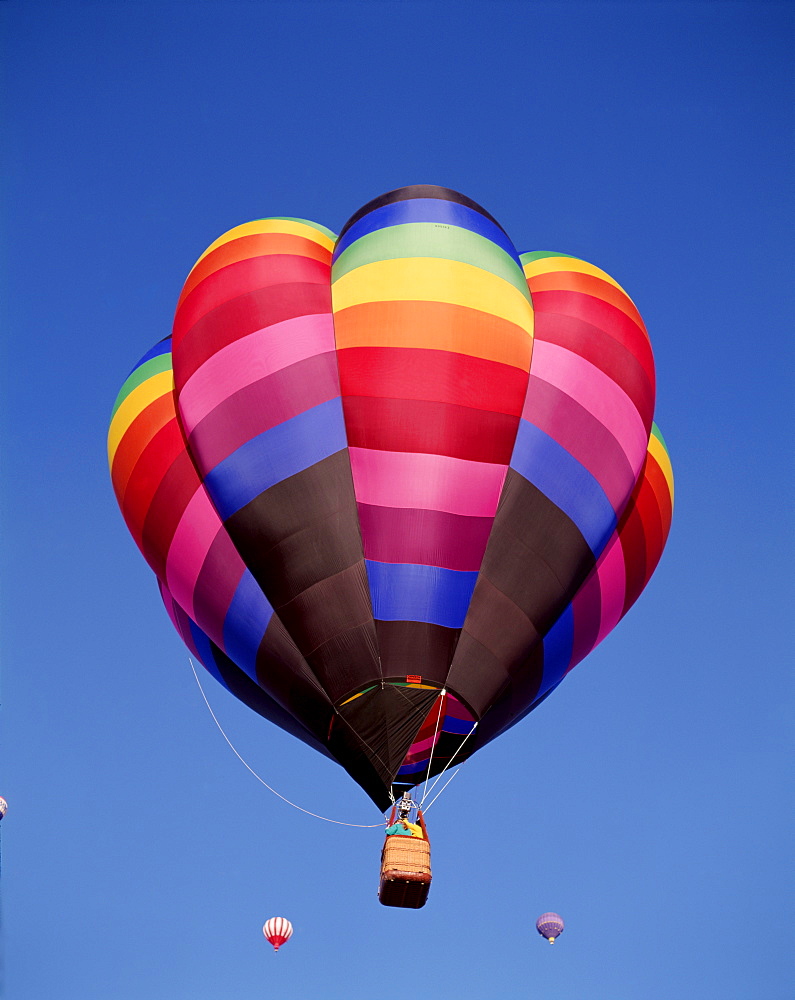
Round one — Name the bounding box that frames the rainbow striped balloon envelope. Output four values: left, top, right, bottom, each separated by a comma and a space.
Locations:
108, 186, 673, 810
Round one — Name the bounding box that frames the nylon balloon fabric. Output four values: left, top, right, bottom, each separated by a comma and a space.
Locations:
109, 188, 673, 810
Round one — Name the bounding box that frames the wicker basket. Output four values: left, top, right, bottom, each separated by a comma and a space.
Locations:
378, 835, 432, 908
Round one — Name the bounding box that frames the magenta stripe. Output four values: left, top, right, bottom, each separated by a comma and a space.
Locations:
165, 487, 225, 628
566, 532, 627, 674
593, 531, 627, 645
357, 503, 492, 571
569, 571, 602, 667
178, 313, 336, 434
187, 352, 340, 472
528, 340, 648, 475
349, 447, 507, 517
522, 376, 636, 512
192, 531, 247, 644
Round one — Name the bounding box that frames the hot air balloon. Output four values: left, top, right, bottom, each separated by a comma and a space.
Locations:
536, 912, 564, 943
108, 185, 673, 817
0, 797, 7, 820
262, 917, 293, 952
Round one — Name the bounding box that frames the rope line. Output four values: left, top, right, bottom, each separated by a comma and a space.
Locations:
421, 689, 446, 804
422, 768, 460, 813
188, 658, 383, 828
420, 720, 478, 806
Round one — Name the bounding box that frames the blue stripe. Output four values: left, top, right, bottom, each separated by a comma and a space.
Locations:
365, 560, 477, 629
204, 397, 348, 520
128, 337, 172, 377
443, 716, 478, 736
539, 604, 574, 698
510, 421, 617, 555
333, 199, 522, 268
222, 572, 273, 684
188, 621, 229, 689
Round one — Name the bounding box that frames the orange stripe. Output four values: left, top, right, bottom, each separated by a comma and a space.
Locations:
111, 395, 176, 503
527, 270, 646, 333
179, 234, 332, 306
333, 299, 533, 372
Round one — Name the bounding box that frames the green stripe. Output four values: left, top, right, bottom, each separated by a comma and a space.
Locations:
256, 217, 337, 241
110, 353, 172, 421
519, 250, 579, 265
332, 222, 531, 300
650, 421, 669, 454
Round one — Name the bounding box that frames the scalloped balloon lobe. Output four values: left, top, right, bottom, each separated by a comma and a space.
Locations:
108, 186, 672, 809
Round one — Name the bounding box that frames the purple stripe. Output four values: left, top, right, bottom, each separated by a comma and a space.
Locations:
187, 352, 340, 471
357, 503, 493, 572
523, 375, 636, 512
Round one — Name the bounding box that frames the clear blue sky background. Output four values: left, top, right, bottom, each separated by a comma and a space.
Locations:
3, 2, 792, 998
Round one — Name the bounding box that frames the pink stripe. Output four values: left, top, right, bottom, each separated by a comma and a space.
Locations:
529, 340, 648, 476
593, 531, 627, 645
165, 487, 224, 624
178, 313, 336, 434
405, 733, 439, 758
349, 447, 508, 517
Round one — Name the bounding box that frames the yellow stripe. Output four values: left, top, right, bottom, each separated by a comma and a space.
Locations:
107, 370, 174, 466
194, 220, 334, 267
648, 432, 674, 497
332, 257, 534, 333
523, 256, 632, 299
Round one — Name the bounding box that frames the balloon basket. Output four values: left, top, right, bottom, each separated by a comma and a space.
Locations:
378, 835, 432, 908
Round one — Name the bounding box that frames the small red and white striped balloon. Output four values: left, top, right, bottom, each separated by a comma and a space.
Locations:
263, 917, 293, 953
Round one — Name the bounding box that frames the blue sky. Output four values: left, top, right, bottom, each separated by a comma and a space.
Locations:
3, 2, 792, 998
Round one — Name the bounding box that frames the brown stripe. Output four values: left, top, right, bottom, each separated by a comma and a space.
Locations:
375, 620, 461, 687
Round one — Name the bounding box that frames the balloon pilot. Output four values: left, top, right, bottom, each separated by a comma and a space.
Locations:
384, 792, 425, 838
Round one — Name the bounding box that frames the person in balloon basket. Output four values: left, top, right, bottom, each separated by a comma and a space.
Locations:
384, 817, 424, 838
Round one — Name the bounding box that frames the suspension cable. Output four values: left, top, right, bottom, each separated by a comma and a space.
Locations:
421, 689, 446, 804
188, 658, 383, 828
420, 721, 478, 806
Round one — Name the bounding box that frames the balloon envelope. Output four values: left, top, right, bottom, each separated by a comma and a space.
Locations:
536, 912, 565, 942
263, 917, 293, 952
0, 797, 7, 820
108, 186, 673, 809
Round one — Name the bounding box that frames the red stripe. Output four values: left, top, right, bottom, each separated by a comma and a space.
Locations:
532, 289, 655, 388
179, 234, 332, 305
173, 255, 329, 345
140, 450, 202, 580
343, 395, 519, 463
533, 311, 655, 430
337, 346, 528, 416
120, 419, 186, 550
174, 282, 332, 388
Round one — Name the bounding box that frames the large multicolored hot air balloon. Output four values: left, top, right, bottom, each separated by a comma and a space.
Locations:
108, 186, 673, 811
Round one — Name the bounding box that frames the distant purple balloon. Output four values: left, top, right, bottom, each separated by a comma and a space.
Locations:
536, 912, 564, 943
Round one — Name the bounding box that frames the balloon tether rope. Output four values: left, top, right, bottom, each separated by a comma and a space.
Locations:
188, 658, 382, 828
